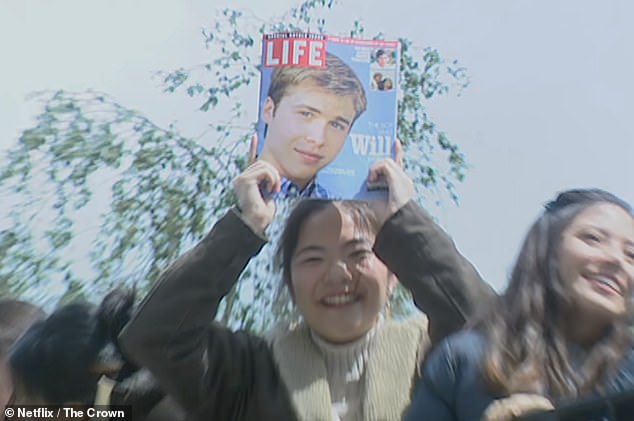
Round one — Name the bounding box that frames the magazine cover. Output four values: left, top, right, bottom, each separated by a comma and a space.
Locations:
255, 32, 400, 200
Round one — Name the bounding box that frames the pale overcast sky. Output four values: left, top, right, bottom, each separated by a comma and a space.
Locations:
1, 0, 633, 292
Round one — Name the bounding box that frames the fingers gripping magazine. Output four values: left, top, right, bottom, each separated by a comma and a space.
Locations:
255, 32, 400, 200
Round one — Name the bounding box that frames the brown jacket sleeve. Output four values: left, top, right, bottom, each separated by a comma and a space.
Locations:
373, 200, 496, 346
118, 209, 296, 420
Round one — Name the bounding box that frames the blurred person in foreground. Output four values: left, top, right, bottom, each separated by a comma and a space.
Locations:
0, 299, 44, 409
6, 289, 184, 421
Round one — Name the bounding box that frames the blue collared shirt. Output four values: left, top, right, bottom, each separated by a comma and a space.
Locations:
273, 177, 333, 199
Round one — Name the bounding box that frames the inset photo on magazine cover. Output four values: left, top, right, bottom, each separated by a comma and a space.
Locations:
370, 48, 397, 92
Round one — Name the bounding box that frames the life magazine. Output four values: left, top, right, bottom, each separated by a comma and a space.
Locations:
255, 32, 400, 200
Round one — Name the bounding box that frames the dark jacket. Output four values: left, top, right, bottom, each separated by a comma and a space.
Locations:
119, 200, 494, 420
108, 369, 186, 421
404, 330, 634, 421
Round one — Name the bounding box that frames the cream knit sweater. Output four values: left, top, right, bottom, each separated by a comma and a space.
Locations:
268, 313, 430, 421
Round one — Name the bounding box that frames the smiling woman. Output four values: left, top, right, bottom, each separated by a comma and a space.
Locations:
278, 200, 393, 345
118, 140, 494, 421
558, 201, 634, 340
404, 189, 634, 421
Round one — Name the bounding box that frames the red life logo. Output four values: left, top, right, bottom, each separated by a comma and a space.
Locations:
263, 34, 326, 68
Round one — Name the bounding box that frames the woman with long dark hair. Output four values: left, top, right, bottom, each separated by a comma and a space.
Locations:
405, 189, 634, 421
